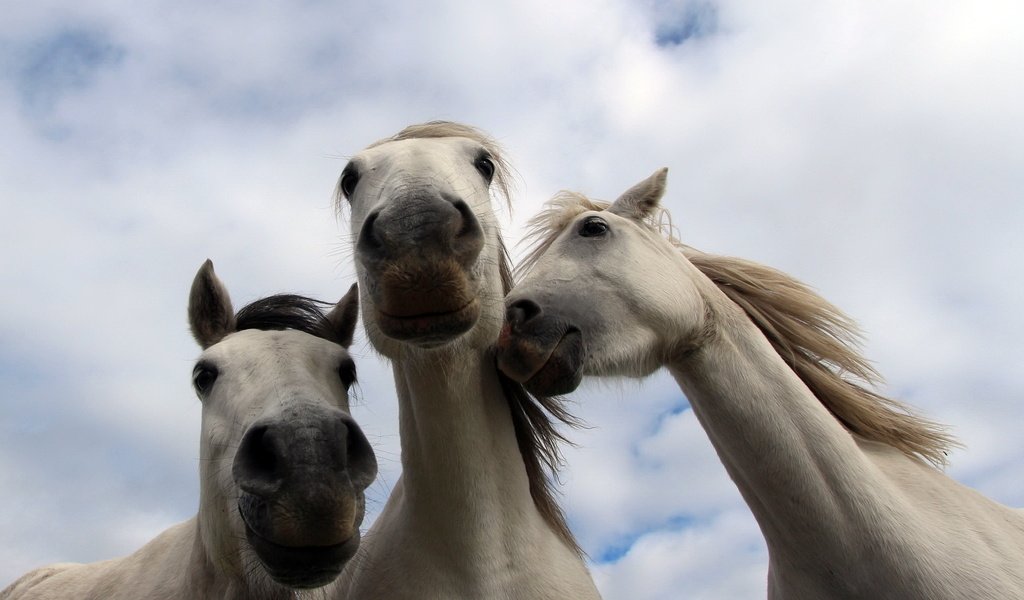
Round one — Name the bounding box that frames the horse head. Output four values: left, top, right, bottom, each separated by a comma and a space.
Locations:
188, 260, 377, 589
497, 168, 711, 396
337, 121, 514, 356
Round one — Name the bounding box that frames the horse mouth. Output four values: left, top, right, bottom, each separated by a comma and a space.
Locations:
241, 518, 360, 589
497, 325, 585, 396
237, 494, 361, 589
376, 299, 480, 346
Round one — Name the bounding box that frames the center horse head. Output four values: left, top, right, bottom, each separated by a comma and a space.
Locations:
332, 122, 598, 598
337, 121, 515, 355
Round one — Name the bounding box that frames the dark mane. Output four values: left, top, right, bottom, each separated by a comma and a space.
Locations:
497, 238, 584, 557
234, 294, 342, 346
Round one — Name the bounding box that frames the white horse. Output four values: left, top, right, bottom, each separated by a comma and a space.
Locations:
2, 260, 378, 600
333, 122, 601, 599
496, 170, 1024, 599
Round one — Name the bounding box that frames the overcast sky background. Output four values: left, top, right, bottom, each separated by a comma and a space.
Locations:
1, 1, 1022, 598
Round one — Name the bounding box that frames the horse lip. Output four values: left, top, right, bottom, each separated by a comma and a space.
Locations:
495, 326, 553, 383
375, 299, 480, 343
378, 299, 476, 321
523, 328, 585, 396
497, 325, 586, 396
241, 517, 359, 589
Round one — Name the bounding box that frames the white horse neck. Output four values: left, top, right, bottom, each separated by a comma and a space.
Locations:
393, 351, 530, 519
667, 297, 883, 540
666, 291, 1024, 598
338, 348, 599, 599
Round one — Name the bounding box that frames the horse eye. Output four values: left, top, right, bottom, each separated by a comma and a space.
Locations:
579, 217, 609, 238
338, 357, 357, 388
474, 154, 495, 183
192, 363, 219, 396
339, 166, 360, 198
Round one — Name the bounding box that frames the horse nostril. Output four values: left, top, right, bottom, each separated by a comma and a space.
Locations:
340, 416, 377, 489
446, 197, 484, 269
356, 210, 385, 259
451, 199, 482, 241
234, 424, 285, 497
507, 298, 542, 329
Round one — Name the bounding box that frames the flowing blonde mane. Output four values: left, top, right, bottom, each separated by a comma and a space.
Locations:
519, 193, 956, 468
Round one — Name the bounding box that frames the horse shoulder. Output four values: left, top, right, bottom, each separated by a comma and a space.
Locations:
1, 564, 80, 600
0, 559, 128, 600
860, 439, 1024, 592
862, 439, 1021, 522
1, 519, 198, 600
101, 518, 197, 598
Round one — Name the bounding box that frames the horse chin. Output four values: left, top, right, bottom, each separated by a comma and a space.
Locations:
370, 261, 482, 347
244, 523, 360, 589
375, 299, 481, 347
237, 494, 362, 589
497, 325, 585, 397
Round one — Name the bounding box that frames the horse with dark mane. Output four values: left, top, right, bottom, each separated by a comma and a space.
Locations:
2, 261, 377, 600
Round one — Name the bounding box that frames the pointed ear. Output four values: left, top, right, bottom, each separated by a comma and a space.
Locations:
327, 283, 359, 348
188, 259, 236, 349
608, 168, 668, 220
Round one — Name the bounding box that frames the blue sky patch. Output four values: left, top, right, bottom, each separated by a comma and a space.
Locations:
650, 399, 691, 435
596, 514, 698, 563
654, 1, 719, 47
17, 28, 125, 114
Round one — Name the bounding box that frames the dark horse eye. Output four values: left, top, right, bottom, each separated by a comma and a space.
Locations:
192, 362, 219, 397
338, 357, 357, 388
339, 165, 360, 198
474, 154, 495, 183
579, 216, 609, 238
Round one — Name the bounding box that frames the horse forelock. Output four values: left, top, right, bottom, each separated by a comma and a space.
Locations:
233, 294, 346, 348
517, 190, 676, 279
338, 120, 516, 212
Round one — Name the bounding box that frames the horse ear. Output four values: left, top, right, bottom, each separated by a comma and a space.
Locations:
608, 168, 668, 220
188, 259, 236, 349
328, 283, 359, 348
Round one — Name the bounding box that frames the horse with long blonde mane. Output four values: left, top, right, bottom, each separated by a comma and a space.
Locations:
2, 261, 377, 600
332, 122, 600, 599
496, 169, 1024, 599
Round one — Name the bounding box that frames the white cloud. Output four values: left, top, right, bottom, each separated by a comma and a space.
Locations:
592, 508, 767, 600
2, 1, 1023, 598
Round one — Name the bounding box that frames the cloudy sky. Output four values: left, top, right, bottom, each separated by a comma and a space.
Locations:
2, 1, 1022, 597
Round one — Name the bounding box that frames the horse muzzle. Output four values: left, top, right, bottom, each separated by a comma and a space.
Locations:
232, 407, 376, 588
497, 298, 587, 396
238, 491, 363, 589
355, 190, 487, 348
